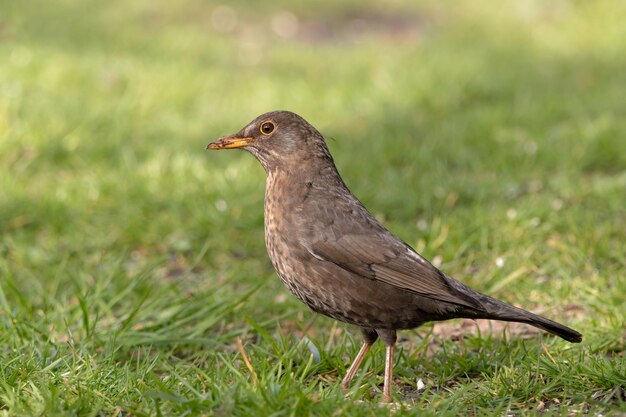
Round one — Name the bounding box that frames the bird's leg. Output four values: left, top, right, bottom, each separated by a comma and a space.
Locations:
341, 342, 373, 389
382, 344, 395, 403
376, 329, 397, 403
341, 328, 378, 389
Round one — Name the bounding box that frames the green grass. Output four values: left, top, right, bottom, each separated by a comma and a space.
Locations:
1, 0, 625, 415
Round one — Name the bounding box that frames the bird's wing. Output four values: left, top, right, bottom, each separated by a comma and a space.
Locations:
307, 225, 481, 309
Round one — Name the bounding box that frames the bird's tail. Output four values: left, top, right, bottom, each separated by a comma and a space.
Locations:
448, 278, 582, 343
483, 303, 582, 343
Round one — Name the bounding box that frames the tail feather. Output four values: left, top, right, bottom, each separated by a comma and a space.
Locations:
498, 305, 582, 343
448, 277, 583, 343
480, 298, 582, 343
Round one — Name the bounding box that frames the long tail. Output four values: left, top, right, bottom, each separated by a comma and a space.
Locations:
483, 302, 582, 343
448, 277, 583, 343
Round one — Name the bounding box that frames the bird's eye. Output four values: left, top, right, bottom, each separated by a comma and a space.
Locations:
260, 121, 275, 135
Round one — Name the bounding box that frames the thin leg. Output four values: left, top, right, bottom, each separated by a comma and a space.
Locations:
341, 341, 374, 389
341, 328, 378, 389
382, 344, 395, 403
375, 329, 397, 403
383, 345, 395, 403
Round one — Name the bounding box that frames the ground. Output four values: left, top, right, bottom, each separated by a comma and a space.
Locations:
0, 0, 625, 415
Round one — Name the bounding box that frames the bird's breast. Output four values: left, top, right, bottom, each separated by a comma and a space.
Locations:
263, 173, 330, 303
264, 174, 303, 277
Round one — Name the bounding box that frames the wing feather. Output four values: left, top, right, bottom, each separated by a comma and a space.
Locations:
309, 231, 479, 309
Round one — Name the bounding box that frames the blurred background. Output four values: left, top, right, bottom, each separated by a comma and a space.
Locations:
0, 0, 625, 414
2, 0, 625, 250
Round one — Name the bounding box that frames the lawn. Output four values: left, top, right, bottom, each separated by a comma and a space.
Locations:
1, 0, 625, 415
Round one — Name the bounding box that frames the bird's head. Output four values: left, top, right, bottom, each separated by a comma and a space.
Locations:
207, 110, 334, 173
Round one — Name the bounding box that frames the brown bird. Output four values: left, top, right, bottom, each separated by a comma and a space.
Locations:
207, 110, 582, 402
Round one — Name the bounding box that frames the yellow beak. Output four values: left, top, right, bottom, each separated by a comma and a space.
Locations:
206, 135, 255, 150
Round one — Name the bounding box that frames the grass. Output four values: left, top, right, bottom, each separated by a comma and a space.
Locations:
1, 0, 625, 415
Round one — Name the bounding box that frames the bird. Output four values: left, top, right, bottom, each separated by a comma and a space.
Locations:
206, 110, 582, 403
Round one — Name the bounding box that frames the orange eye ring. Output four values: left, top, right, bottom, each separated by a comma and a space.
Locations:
260, 121, 275, 135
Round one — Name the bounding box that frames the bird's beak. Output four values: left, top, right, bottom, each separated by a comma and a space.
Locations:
206, 134, 256, 150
